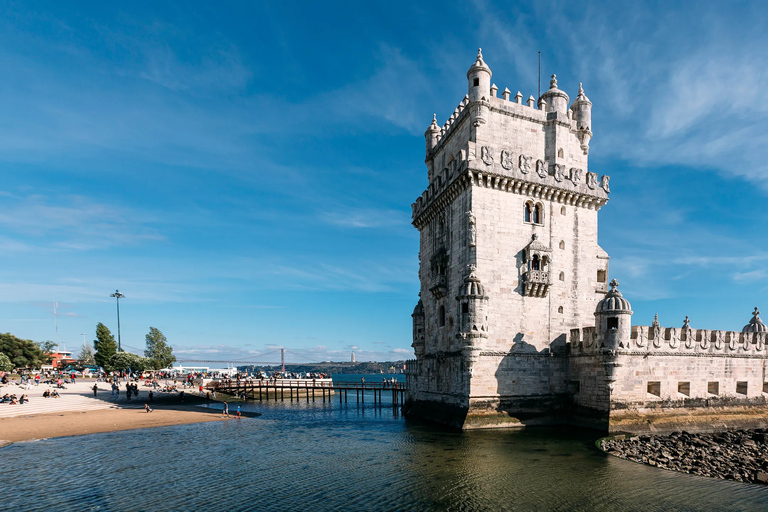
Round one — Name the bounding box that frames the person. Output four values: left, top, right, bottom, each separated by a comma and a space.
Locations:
92, 383, 98, 397
148, 390, 153, 402
179, 391, 185, 402
51, 390, 59, 398
43, 389, 50, 398
221, 401, 229, 418
236, 405, 241, 418
20, 394, 28, 404
144, 403, 153, 413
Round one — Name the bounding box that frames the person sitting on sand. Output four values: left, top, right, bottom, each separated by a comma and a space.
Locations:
42, 389, 50, 398
9, 395, 18, 404
144, 403, 153, 413
20, 394, 28, 404
51, 390, 60, 398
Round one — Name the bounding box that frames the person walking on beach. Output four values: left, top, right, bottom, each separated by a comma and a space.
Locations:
92, 383, 98, 397
222, 401, 229, 418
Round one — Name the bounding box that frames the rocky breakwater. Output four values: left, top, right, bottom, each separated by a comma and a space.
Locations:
600, 429, 768, 485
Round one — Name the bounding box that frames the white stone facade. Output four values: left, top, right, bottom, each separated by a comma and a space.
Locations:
404, 50, 768, 433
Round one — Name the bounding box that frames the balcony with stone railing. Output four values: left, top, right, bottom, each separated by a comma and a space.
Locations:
523, 270, 550, 297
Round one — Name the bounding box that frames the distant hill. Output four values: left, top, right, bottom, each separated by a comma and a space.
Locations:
238, 361, 406, 375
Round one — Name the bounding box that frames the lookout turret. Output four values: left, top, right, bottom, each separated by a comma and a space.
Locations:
466, 48, 491, 102
571, 83, 593, 154
539, 74, 569, 116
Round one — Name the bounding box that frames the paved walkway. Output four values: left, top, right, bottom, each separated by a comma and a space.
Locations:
0, 380, 174, 418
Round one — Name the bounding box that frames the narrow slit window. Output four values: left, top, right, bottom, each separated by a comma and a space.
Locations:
438, 305, 446, 327
524, 203, 532, 223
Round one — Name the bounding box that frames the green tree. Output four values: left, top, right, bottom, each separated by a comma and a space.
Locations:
93, 323, 117, 368
106, 352, 151, 373
0, 352, 13, 372
0, 333, 46, 368
144, 327, 176, 370
78, 343, 95, 365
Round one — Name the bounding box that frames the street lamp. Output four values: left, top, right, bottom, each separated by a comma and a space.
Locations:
110, 290, 125, 351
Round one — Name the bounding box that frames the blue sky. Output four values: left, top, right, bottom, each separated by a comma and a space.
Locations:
2, 1, 768, 363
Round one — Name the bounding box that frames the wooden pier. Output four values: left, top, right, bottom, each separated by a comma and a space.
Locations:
213, 379, 406, 406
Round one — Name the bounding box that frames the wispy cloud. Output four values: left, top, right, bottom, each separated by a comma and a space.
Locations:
0, 191, 165, 251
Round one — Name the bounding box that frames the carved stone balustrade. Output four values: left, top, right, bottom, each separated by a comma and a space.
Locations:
523, 270, 550, 297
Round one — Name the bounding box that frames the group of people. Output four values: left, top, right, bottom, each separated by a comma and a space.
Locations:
41, 389, 60, 398
1, 393, 28, 404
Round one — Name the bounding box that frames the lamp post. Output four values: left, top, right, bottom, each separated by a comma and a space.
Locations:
110, 290, 125, 351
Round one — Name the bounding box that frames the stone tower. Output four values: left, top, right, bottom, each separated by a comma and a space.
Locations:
404, 50, 612, 429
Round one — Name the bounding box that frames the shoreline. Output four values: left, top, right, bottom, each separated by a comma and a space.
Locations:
0, 380, 256, 447
0, 402, 257, 447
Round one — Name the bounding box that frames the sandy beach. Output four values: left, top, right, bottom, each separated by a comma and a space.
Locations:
0, 379, 249, 446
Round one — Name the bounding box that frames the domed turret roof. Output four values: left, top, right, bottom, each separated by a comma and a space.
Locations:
540, 74, 569, 103
571, 82, 591, 106
595, 279, 632, 314
742, 307, 767, 333
459, 265, 485, 297
467, 48, 491, 78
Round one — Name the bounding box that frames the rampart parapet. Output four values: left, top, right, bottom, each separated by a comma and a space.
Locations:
570, 324, 768, 357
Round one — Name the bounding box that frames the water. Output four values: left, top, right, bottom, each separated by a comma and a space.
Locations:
1, 380, 767, 511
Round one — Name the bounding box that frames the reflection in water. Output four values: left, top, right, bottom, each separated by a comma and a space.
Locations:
1, 392, 767, 511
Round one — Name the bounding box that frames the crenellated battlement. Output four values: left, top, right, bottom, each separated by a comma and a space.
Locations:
570, 324, 768, 358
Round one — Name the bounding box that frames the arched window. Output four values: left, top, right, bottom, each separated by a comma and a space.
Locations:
558, 306, 564, 314
558, 148, 564, 158
524, 202, 532, 223
561, 206, 566, 215
438, 305, 446, 327
532, 255, 540, 271
559, 240, 565, 250
559, 272, 565, 281
533, 203, 542, 224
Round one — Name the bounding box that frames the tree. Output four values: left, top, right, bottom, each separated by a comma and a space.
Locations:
144, 327, 175, 370
0, 333, 46, 368
78, 343, 95, 365
0, 352, 13, 372
93, 323, 117, 369
106, 352, 151, 373
37, 340, 57, 354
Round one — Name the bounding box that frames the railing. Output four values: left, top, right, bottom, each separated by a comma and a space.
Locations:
212, 379, 407, 405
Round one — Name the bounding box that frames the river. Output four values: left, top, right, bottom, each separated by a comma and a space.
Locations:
1, 374, 766, 511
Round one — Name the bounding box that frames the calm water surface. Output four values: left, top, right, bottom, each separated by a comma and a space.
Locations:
1, 375, 767, 511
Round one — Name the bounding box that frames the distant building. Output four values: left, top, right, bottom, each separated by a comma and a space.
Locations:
404, 49, 768, 434
49, 350, 77, 369
351, 352, 356, 363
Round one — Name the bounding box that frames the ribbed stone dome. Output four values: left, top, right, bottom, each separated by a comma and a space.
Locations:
742, 307, 767, 333
459, 267, 485, 297
412, 299, 424, 317
595, 279, 632, 314
466, 48, 491, 78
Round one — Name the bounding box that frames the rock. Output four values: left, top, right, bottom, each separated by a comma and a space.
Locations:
755, 472, 768, 484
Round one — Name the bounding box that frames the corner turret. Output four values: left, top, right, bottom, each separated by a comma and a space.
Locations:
467, 48, 492, 102
539, 74, 569, 116
595, 279, 633, 351
571, 83, 593, 154
425, 114, 440, 154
